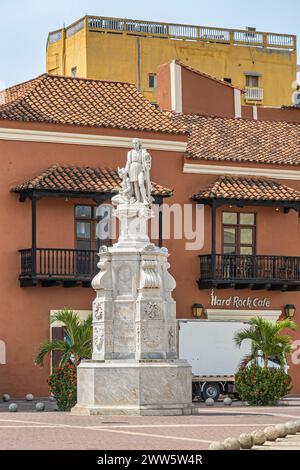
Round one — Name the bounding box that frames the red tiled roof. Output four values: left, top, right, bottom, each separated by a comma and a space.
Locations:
282, 105, 300, 109
192, 175, 300, 202
2, 74, 300, 169
12, 165, 173, 197
174, 60, 244, 92
173, 114, 300, 166
0, 74, 186, 134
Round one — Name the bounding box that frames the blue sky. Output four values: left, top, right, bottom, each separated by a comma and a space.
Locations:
0, 0, 299, 88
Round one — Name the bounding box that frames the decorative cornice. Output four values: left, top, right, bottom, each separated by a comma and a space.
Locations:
0, 128, 187, 152
206, 309, 281, 322
183, 162, 300, 181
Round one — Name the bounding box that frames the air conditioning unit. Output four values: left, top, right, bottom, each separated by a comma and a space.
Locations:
292, 90, 300, 106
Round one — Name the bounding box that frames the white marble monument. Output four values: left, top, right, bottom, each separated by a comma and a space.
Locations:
72, 138, 192, 415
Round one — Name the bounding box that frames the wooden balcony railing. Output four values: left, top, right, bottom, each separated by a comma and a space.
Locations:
198, 254, 300, 290
47, 16, 296, 51
19, 248, 98, 287
245, 86, 264, 101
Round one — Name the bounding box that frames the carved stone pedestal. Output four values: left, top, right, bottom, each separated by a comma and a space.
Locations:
72, 360, 191, 416
71, 143, 191, 416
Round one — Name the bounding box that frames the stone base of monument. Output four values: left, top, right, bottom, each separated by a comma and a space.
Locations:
71, 359, 192, 416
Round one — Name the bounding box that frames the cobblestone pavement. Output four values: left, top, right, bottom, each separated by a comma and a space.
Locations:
0, 400, 300, 450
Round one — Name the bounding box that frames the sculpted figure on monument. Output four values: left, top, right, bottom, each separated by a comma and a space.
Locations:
112, 138, 153, 206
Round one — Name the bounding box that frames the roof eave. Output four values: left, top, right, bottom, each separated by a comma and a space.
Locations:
192, 196, 300, 209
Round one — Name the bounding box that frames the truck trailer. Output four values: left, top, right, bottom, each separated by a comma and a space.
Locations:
178, 320, 251, 401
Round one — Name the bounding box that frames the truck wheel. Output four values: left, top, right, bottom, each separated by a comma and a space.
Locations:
202, 383, 221, 401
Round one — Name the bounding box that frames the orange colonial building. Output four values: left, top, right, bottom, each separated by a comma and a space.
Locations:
0, 68, 300, 397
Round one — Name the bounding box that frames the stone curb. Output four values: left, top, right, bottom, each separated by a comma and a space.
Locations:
209, 420, 300, 450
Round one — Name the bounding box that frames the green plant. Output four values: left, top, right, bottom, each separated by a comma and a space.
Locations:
48, 362, 77, 411
35, 308, 92, 367
235, 363, 291, 405
234, 317, 297, 368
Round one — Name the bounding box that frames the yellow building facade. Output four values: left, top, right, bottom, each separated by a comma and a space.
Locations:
46, 16, 297, 107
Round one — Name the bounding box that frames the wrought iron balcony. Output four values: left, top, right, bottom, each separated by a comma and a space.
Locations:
198, 254, 300, 291
19, 248, 98, 287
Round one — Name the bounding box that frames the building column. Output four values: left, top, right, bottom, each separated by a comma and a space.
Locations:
31, 196, 37, 278
211, 200, 217, 286
158, 197, 163, 248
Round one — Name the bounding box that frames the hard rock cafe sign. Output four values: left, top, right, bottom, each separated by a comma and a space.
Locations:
210, 290, 271, 309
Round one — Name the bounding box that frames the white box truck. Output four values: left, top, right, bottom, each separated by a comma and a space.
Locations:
178, 319, 251, 401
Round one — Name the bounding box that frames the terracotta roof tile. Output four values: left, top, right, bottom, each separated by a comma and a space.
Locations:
12, 165, 172, 197
282, 104, 300, 109
0, 74, 185, 134
192, 175, 300, 202
3, 74, 300, 169
173, 114, 300, 166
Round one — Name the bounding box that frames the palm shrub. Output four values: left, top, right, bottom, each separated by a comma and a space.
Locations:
36, 309, 92, 410
234, 317, 296, 405
36, 308, 92, 367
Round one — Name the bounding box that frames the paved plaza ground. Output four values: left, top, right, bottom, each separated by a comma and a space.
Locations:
1, 399, 300, 450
